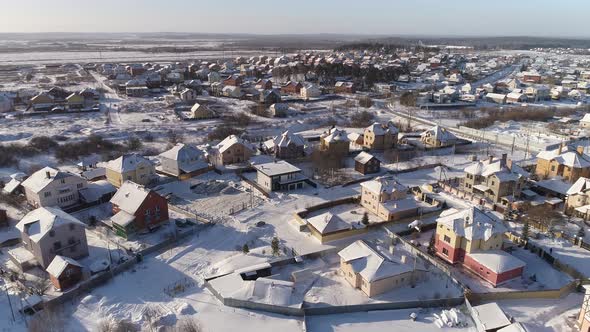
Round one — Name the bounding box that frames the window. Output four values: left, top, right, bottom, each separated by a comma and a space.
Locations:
60, 179, 66, 184
49, 230, 55, 237
44, 191, 52, 198
551, 165, 555, 171
442, 248, 449, 256
443, 235, 451, 243
53, 241, 62, 251
69, 224, 75, 231
77, 183, 83, 189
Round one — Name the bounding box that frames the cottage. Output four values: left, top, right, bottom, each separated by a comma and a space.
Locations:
255, 79, 273, 90
263, 130, 306, 159
485, 93, 507, 104
506, 92, 527, 104
565, 177, 590, 220
209, 135, 254, 166
190, 102, 216, 119
281, 81, 303, 95
15, 207, 88, 269
66, 92, 85, 109
207, 71, 221, 83
222, 85, 243, 98
253, 160, 307, 192
259, 89, 281, 105
354, 152, 381, 175
535, 144, 590, 183
110, 181, 169, 238
301, 83, 321, 99
158, 143, 209, 178
360, 177, 419, 221
105, 154, 156, 187
47, 255, 84, 291
223, 74, 243, 87
363, 122, 399, 150
30, 93, 55, 111
420, 125, 459, 148
334, 81, 356, 94
338, 240, 425, 297
306, 212, 358, 243
434, 207, 525, 286
21, 167, 87, 209
179, 88, 198, 102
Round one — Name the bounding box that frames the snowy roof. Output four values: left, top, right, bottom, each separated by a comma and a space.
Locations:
110, 181, 152, 215
106, 154, 153, 173
111, 210, 135, 227
307, 212, 351, 234
2, 178, 22, 194
253, 160, 301, 176
536, 177, 572, 196
16, 207, 86, 243
464, 157, 528, 180
436, 207, 506, 241
467, 250, 526, 274
471, 303, 511, 331
159, 143, 203, 162
354, 151, 378, 164
214, 135, 254, 154
265, 131, 305, 150
421, 125, 457, 143
46, 255, 83, 277
581, 113, 590, 123
21, 166, 82, 194
361, 177, 407, 196
321, 128, 349, 143
567, 177, 590, 195
365, 122, 399, 136
338, 240, 416, 282
536, 145, 590, 168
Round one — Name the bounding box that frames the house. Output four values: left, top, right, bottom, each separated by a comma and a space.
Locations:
66, 92, 85, 109
506, 92, 527, 104
338, 240, 425, 297
577, 285, 590, 332
306, 212, 361, 243
110, 181, 169, 238
301, 83, 321, 99
259, 89, 281, 105
263, 130, 306, 159
105, 154, 156, 187
363, 122, 399, 150
334, 81, 356, 94
208, 71, 221, 83
281, 81, 303, 95
190, 102, 216, 119
223, 74, 243, 87
525, 85, 550, 102
420, 125, 459, 148
565, 177, 590, 219
30, 93, 55, 111
485, 93, 507, 104
255, 79, 273, 90
3, 172, 27, 195
126, 86, 149, 97
580, 114, 590, 129
209, 135, 254, 166
522, 71, 542, 83
354, 152, 381, 175
320, 127, 350, 156
158, 143, 209, 178
180, 88, 198, 102
434, 206, 525, 286
15, 207, 88, 269
222, 85, 243, 98
47, 87, 70, 103
535, 144, 590, 183
269, 103, 288, 117
47, 255, 84, 291
253, 160, 307, 192
21, 167, 87, 209
79, 88, 100, 102
463, 154, 529, 204
360, 177, 419, 221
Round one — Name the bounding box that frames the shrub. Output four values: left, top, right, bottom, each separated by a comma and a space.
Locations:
208, 125, 243, 141
349, 110, 374, 127
358, 96, 373, 108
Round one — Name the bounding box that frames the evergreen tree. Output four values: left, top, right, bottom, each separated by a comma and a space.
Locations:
271, 237, 280, 256
242, 244, 249, 254
428, 233, 436, 254
578, 226, 585, 239
522, 221, 530, 243
361, 212, 370, 225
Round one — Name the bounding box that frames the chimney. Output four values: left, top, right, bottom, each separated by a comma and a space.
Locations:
501, 153, 507, 167
400, 255, 408, 264
577, 146, 585, 156
389, 244, 395, 255
488, 155, 494, 164
558, 142, 565, 154
45, 171, 51, 179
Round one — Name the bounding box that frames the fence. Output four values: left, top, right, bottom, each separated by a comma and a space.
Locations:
466, 279, 579, 304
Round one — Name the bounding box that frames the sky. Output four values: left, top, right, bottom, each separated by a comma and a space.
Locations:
0, 0, 588, 38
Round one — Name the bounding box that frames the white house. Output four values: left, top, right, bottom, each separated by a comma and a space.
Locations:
253, 160, 307, 192
158, 143, 209, 177
21, 167, 87, 209
301, 83, 321, 99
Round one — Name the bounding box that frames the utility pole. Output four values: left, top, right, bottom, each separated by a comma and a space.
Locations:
1, 280, 15, 324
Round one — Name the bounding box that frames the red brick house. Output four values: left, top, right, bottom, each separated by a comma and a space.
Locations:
354, 152, 381, 175
334, 81, 356, 94
255, 79, 273, 90
46, 255, 84, 291
223, 74, 243, 87
109, 181, 169, 238
522, 71, 542, 84
434, 207, 525, 287
281, 81, 303, 95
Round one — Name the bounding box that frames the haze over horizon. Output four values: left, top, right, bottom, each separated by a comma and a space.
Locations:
0, 0, 588, 38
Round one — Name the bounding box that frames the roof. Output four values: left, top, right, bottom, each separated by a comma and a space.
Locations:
536, 145, 590, 168
322, 128, 349, 143
361, 177, 407, 196
436, 207, 506, 241
468, 250, 526, 274
536, 177, 572, 196
354, 151, 378, 164
265, 131, 305, 150
567, 177, 590, 195
338, 240, 417, 282
365, 122, 399, 136
253, 160, 301, 176
307, 212, 351, 234
21, 166, 82, 194
46, 255, 83, 277
105, 154, 153, 173
581, 113, 590, 123
471, 302, 511, 331
111, 210, 135, 227
214, 135, 254, 154
110, 181, 152, 215
159, 143, 206, 172
421, 125, 458, 143
464, 157, 529, 180
16, 207, 86, 243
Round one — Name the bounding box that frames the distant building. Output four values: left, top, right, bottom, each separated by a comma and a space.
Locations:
263, 130, 306, 159
301, 83, 321, 99
354, 152, 381, 175
420, 125, 459, 148
334, 81, 356, 94
363, 122, 399, 150
320, 127, 350, 156
209, 135, 254, 167
190, 102, 216, 119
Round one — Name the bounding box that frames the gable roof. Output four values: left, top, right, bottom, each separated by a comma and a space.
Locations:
322, 128, 349, 143
537, 145, 590, 168
46, 255, 83, 277
214, 135, 254, 154
307, 212, 351, 234
106, 154, 153, 173
16, 207, 86, 243
436, 207, 506, 241
365, 122, 399, 136
360, 177, 407, 195
265, 130, 305, 150
354, 151, 378, 164
421, 125, 457, 143
110, 181, 153, 215
21, 166, 82, 193
567, 177, 590, 195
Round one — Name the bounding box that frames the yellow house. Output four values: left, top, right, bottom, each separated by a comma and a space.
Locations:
578, 285, 590, 332
363, 122, 398, 150
66, 92, 85, 109
420, 125, 458, 148
535, 144, 590, 183
320, 127, 350, 156
190, 102, 216, 119
360, 177, 419, 222
566, 177, 590, 219
105, 154, 156, 187
338, 240, 425, 297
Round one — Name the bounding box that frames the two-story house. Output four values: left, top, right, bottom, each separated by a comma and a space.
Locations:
105, 154, 156, 187
354, 152, 381, 175
320, 127, 350, 156
15, 207, 88, 268
208, 135, 255, 167
420, 125, 459, 148
363, 122, 399, 150
434, 206, 525, 286
535, 144, 590, 183
253, 160, 307, 192
158, 143, 209, 178
263, 130, 306, 160
360, 177, 419, 221
21, 167, 87, 208
565, 177, 590, 219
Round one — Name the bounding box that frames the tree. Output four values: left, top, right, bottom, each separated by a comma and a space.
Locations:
127, 136, 142, 151
522, 221, 530, 243
242, 244, 250, 254
271, 236, 280, 256
358, 96, 373, 108
427, 233, 436, 254
361, 212, 369, 225
578, 226, 586, 239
